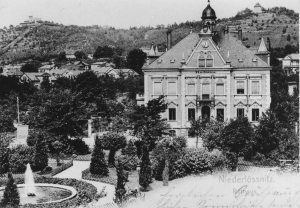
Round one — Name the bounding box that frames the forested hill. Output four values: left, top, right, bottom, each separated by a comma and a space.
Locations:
0, 6, 298, 62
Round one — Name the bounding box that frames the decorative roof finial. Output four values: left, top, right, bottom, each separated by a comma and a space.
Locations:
208, 0, 210, 4
181, 52, 186, 65
227, 51, 230, 60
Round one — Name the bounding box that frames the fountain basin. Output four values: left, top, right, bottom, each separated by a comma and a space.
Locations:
0, 183, 77, 205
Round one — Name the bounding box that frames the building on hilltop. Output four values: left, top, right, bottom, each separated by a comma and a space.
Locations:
254, 3, 262, 14
140, 0, 271, 137
20, 16, 42, 27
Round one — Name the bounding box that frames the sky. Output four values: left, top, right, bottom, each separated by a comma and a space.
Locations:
0, 0, 299, 29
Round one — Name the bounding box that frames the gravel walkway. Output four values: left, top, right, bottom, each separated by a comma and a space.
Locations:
54, 161, 115, 205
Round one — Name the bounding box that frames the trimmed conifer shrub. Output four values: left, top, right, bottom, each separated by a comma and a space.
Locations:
139, 146, 152, 190
90, 138, 109, 176
0, 173, 20, 207
33, 135, 49, 171
114, 159, 129, 205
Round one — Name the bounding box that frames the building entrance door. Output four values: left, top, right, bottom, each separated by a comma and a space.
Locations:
201, 106, 210, 121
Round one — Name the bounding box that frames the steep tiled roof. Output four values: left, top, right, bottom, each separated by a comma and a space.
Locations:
254, 3, 261, 7
60, 65, 81, 71
289, 54, 299, 60
92, 67, 112, 74
146, 32, 269, 69
218, 34, 269, 67
147, 33, 200, 68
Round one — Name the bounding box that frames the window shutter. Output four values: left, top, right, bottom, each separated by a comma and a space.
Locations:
237, 81, 244, 90
168, 82, 176, 95
216, 84, 224, 95
202, 84, 210, 94
188, 84, 195, 95
154, 82, 162, 94
252, 81, 259, 94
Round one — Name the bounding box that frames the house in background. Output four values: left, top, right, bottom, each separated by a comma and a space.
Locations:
288, 82, 298, 96
19, 72, 56, 88
282, 54, 299, 75
73, 60, 90, 70
141, 43, 165, 67
38, 64, 55, 73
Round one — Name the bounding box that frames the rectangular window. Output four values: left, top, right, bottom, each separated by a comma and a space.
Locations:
252, 109, 259, 121
202, 84, 210, 99
237, 81, 244, 94
169, 108, 176, 121
168, 82, 176, 95
188, 108, 195, 120
199, 59, 205, 67
216, 109, 224, 121
154, 82, 162, 95
251, 81, 259, 94
237, 108, 244, 118
206, 59, 213, 67
216, 84, 224, 95
187, 84, 195, 95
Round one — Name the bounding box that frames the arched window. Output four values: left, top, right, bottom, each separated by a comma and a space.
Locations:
206, 54, 213, 67
199, 55, 205, 67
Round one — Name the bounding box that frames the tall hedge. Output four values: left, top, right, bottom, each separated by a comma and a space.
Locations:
139, 146, 152, 190
9, 145, 35, 173
90, 138, 109, 176
34, 136, 49, 171
0, 134, 10, 174
0, 172, 20, 207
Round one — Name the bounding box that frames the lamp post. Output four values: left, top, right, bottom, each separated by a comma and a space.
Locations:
17, 96, 20, 124
136, 164, 140, 193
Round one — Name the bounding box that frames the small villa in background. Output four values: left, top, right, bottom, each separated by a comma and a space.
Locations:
282, 54, 299, 75
254, 3, 262, 14
19, 16, 42, 27
141, 43, 165, 67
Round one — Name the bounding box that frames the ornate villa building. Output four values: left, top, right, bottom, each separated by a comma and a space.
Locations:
140, 0, 271, 137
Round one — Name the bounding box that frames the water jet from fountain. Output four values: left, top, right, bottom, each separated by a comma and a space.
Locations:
25, 163, 36, 197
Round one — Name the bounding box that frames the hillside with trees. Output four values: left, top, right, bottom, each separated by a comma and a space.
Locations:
0, 6, 298, 63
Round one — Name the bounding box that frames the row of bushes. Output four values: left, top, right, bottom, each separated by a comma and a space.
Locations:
0, 176, 98, 208
150, 136, 232, 181
82, 168, 117, 186
50, 160, 73, 176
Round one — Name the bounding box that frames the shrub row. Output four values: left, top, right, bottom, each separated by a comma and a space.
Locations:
171, 148, 229, 179
50, 160, 73, 176
0, 176, 98, 208
82, 168, 117, 186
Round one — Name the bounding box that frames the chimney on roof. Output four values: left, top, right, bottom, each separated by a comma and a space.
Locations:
238, 28, 242, 41
167, 29, 172, 50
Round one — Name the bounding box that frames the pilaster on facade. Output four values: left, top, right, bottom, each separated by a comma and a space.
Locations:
266, 73, 271, 109
181, 73, 186, 127
226, 73, 231, 120
144, 74, 148, 104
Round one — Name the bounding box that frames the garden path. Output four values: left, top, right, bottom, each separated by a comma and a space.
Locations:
54, 161, 115, 205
